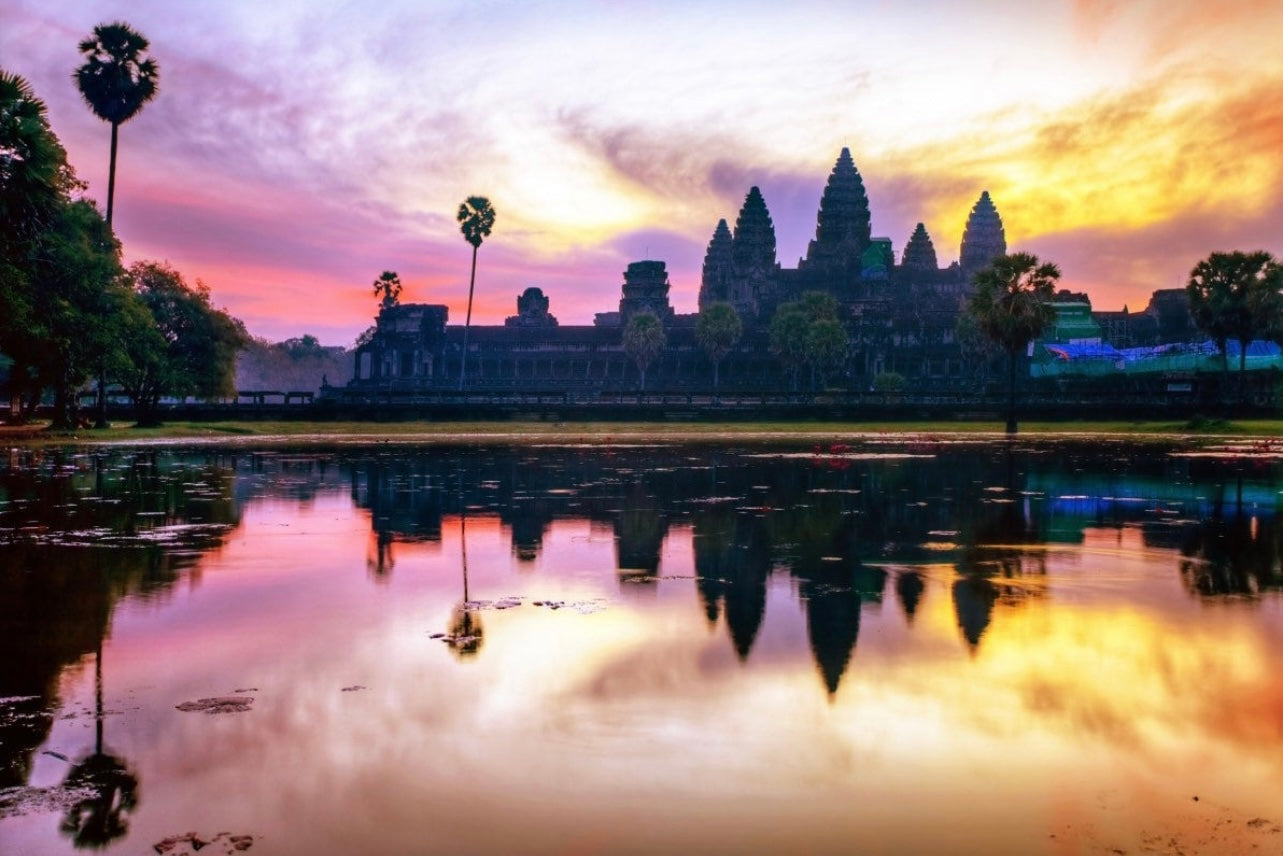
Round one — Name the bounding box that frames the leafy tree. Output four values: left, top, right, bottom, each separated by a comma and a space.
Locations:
235, 335, 351, 393
0, 72, 80, 420
769, 303, 809, 390
963, 252, 1059, 434
21, 199, 128, 429
623, 311, 665, 392
954, 308, 1002, 389
872, 371, 906, 393
695, 301, 741, 396
118, 261, 248, 425
281, 334, 324, 359
805, 317, 848, 388
372, 270, 402, 311
73, 21, 159, 227
770, 290, 846, 390
456, 195, 495, 391
800, 290, 839, 320
1186, 251, 1282, 381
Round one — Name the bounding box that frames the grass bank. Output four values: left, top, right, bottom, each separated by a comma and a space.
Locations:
2, 416, 1281, 447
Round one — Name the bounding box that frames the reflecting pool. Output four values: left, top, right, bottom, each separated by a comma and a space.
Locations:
3, 437, 1283, 855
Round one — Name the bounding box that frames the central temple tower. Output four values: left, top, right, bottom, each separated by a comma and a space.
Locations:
801, 147, 872, 272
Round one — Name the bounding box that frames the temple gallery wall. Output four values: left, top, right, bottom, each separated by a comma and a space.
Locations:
346, 149, 1193, 396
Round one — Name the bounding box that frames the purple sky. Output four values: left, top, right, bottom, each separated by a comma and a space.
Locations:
4, 0, 1282, 344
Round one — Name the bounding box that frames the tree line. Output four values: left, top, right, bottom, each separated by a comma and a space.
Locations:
960, 249, 1283, 433
1, 24, 246, 428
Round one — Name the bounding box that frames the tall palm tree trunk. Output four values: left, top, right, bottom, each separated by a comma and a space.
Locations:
1006, 349, 1018, 435
1239, 344, 1248, 405
459, 244, 477, 392
93, 122, 121, 429
106, 121, 119, 226
95, 639, 104, 754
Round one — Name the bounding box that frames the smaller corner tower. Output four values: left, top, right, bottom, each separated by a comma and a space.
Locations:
729, 186, 778, 318
699, 219, 734, 310
619, 260, 675, 325
902, 223, 938, 274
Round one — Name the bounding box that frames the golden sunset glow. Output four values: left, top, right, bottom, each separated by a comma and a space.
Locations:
3, 0, 1282, 342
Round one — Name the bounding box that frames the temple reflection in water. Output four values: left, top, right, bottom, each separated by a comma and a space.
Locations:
3, 439, 1283, 854
342, 440, 1283, 691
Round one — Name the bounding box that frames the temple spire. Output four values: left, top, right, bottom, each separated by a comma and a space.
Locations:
729, 186, 777, 317
731, 186, 776, 273
960, 190, 1007, 275
803, 147, 872, 271
699, 218, 734, 310
902, 222, 938, 274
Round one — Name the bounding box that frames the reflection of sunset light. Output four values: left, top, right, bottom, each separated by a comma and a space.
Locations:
24, 457, 1283, 856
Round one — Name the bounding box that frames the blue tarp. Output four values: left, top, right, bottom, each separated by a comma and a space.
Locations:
1034, 339, 1282, 376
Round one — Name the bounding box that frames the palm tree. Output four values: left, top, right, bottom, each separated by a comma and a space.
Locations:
372, 270, 402, 311
75, 22, 158, 429
963, 252, 1059, 434
695, 301, 742, 398
456, 196, 496, 392
1187, 250, 1282, 402
74, 22, 159, 228
0, 72, 74, 253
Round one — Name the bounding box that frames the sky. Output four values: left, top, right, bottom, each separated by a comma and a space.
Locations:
3, 0, 1282, 346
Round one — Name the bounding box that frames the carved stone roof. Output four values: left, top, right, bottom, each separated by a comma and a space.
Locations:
505, 286, 558, 327
731, 186, 776, 275
959, 190, 1006, 273
803, 147, 871, 270
699, 218, 734, 309
902, 223, 939, 273
619, 260, 674, 324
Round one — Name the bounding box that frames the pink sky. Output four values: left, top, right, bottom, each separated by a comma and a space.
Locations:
4, 0, 1282, 345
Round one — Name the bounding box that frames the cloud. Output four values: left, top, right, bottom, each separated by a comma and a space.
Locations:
1026, 194, 1283, 310
7, 0, 1283, 344
1073, 0, 1283, 67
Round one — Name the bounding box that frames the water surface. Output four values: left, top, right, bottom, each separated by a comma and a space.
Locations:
2, 438, 1283, 854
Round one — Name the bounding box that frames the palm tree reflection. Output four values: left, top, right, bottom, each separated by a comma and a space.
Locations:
952, 467, 1046, 651
446, 511, 484, 659
59, 641, 139, 849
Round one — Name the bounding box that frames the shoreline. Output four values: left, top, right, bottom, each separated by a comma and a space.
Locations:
2, 417, 1279, 447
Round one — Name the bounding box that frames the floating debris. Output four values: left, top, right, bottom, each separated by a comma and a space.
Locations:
459, 597, 524, 611
529, 599, 606, 614
0, 782, 99, 820
175, 696, 254, 715
154, 831, 255, 854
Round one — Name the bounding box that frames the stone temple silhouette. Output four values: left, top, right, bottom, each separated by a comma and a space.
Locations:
345, 148, 1178, 396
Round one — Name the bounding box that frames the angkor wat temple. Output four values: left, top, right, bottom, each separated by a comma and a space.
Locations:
345, 148, 1187, 396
